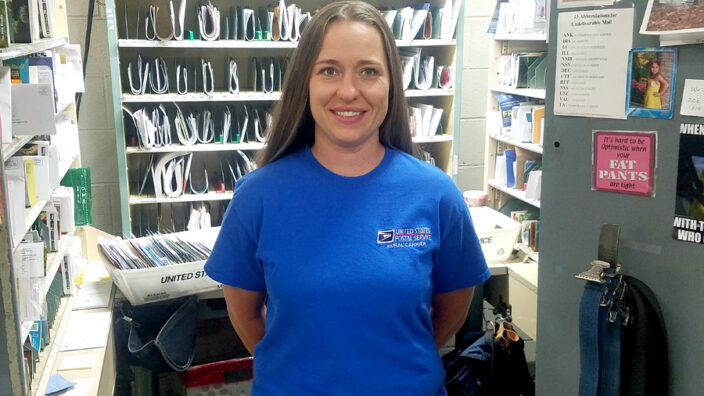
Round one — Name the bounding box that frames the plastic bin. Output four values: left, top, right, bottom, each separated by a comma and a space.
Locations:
98, 228, 223, 305
181, 357, 253, 396
469, 207, 521, 261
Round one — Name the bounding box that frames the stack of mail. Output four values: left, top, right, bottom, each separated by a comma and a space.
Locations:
380, 0, 461, 41
408, 103, 443, 138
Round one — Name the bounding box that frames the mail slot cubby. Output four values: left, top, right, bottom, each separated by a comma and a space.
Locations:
108, 0, 465, 237
126, 150, 257, 197
121, 102, 273, 148
118, 48, 295, 96
129, 201, 229, 237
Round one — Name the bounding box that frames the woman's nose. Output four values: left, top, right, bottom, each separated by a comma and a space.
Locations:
337, 74, 359, 101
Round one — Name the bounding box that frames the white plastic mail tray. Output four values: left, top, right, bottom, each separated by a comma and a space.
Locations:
99, 228, 222, 306
469, 207, 521, 262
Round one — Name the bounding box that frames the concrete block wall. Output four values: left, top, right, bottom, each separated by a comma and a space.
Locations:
64, 1, 492, 235
456, 1, 493, 193
66, 1, 122, 235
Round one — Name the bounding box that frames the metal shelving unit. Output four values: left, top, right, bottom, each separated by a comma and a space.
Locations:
0, 2, 83, 392
106, 0, 467, 237
484, 32, 547, 213
489, 84, 546, 100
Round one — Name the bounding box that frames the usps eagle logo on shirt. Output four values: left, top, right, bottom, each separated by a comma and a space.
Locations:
377, 227, 432, 248
377, 230, 395, 244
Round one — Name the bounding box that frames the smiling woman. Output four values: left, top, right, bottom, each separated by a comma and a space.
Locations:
308, 21, 390, 176
255, 0, 415, 167
203, 2, 491, 395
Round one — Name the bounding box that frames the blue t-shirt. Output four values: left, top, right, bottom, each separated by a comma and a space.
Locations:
205, 146, 490, 395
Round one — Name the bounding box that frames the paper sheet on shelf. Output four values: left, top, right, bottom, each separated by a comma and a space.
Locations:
72, 281, 112, 310
58, 354, 98, 371
80, 259, 111, 284
59, 311, 111, 352
11, 83, 58, 135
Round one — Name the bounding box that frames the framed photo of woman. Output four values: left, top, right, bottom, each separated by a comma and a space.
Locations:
625, 47, 677, 119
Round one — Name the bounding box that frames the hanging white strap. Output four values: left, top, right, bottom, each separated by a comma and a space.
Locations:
128, 56, 150, 95
198, 109, 215, 143
153, 2, 175, 41
229, 59, 240, 94
222, 106, 232, 143
176, 63, 188, 95
198, 1, 221, 41
201, 59, 214, 96
145, 5, 157, 40
174, 0, 187, 41
149, 57, 169, 94
173, 103, 197, 146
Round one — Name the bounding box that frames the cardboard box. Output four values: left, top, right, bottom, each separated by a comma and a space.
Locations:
469, 207, 521, 261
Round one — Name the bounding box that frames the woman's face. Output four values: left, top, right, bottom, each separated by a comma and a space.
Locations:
650, 61, 660, 75
308, 20, 390, 152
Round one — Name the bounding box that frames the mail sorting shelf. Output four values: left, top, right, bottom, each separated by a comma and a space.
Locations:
120, 89, 454, 103
123, 136, 452, 154
116, 39, 457, 48
107, 0, 465, 237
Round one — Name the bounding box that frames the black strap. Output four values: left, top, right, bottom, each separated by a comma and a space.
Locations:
598, 224, 620, 266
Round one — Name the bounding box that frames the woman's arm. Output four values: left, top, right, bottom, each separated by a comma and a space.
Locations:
430, 287, 475, 348
223, 285, 267, 354
654, 74, 670, 97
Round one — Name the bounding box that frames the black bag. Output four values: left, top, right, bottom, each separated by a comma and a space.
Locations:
117, 296, 199, 373
619, 275, 668, 396
443, 322, 535, 396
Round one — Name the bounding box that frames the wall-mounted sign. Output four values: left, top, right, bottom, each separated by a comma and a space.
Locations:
592, 130, 656, 196
554, 8, 633, 120
674, 123, 704, 245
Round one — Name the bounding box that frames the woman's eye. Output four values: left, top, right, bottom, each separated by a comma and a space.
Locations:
361, 68, 378, 77
320, 67, 337, 76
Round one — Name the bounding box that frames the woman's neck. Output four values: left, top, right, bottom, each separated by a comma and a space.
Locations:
310, 140, 386, 177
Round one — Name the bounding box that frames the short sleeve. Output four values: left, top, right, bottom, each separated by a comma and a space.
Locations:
204, 183, 266, 291
432, 189, 490, 294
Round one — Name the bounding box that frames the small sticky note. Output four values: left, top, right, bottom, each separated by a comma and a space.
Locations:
681, 79, 704, 117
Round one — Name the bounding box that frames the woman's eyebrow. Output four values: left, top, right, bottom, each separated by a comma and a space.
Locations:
314, 59, 384, 67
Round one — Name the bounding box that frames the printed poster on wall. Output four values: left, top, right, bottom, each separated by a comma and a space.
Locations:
554, 8, 634, 119
593, 131, 656, 196
674, 123, 704, 245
